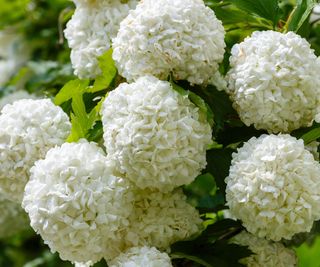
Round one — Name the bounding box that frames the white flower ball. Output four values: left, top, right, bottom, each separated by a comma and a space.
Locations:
225, 134, 320, 241
310, 4, 320, 22
64, 0, 138, 78
101, 76, 212, 192
0, 99, 71, 202
226, 30, 320, 133
74, 262, 92, 267
124, 188, 203, 250
209, 71, 227, 91
0, 91, 36, 110
231, 231, 297, 267
109, 247, 172, 267
22, 141, 134, 264
113, 0, 225, 85
0, 195, 29, 238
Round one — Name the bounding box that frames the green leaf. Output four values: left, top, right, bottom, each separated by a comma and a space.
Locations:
171, 82, 214, 127
170, 220, 249, 267
213, 5, 273, 31
67, 94, 105, 142
295, 234, 320, 267
54, 79, 89, 105
184, 173, 225, 211
228, 0, 280, 26
205, 148, 233, 195
89, 49, 117, 93
301, 127, 320, 144
286, 0, 317, 32
189, 91, 214, 127
200, 86, 239, 135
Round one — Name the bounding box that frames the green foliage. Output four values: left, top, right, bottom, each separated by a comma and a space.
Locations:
54, 79, 89, 106
296, 235, 320, 267
0, 0, 29, 28
301, 127, 320, 144
286, 0, 318, 31
89, 49, 117, 93
184, 173, 223, 211
54, 50, 118, 142
171, 219, 249, 267
1, 0, 320, 266
171, 81, 215, 127
229, 0, 281, 26
54, 79, 102, 142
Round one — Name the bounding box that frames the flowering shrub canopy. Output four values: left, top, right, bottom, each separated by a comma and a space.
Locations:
1, 0, 320, 266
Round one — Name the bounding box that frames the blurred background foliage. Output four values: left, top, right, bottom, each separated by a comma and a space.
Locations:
0, 0, 320, 266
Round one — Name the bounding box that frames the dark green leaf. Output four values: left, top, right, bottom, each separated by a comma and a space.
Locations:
205, 148, 233, 195
170, 220, 249, 267
201, 86, 239, 135
87, 121, 104, 142
184, 173, 225, 210
228, 0, 280, 26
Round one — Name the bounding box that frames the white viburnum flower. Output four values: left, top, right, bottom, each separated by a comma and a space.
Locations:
112, 0, 226, 85
225, 134, 320, 241
74, 262, 93, 267
109, 247, 172, 267
0, 195, 29, 238
208, 71, 228, 91
0, 91, 36, 110
226, 30, 320, 133
124, 188, 203, 250
310, 4, 320, 23
22, 140, 134, 264
101, 76, 212, 192
0, 99, 71, 202
64, 0, 138, 78
0, 31, 30, 86
231, 231, 297, 267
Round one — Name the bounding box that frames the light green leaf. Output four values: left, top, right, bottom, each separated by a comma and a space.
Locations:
171, 81, 188, 96
67, 113, 85, 142
54, 79, 89, 105
67, 94, 105, 142
286, 0, 317, 32
89, 49, 117, 93
301, 127, 320, 144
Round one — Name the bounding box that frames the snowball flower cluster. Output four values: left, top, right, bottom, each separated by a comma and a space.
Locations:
113, 0, 225, 85
0, 90, 36, 110
22, 141, 134, 264
0, 31, 30, 85
231, 231, 297, 267
227, 30, 320, 133
101, 76, 212, 192
310, 4, 320, 22
0, 195, 29, 238
226, 134, 320, 241
0, 99, 71, 202
109, 246, 172, 267
124, 188, 203, 250
64, 0, 138, 78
